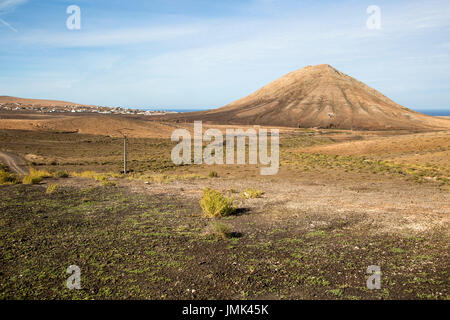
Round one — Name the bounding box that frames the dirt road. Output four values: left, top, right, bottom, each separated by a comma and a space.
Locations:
0, 151, 28, 175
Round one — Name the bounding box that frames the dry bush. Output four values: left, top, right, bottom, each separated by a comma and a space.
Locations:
212, 222, 232, 239
208, 171, 218, 178
200, 188, 235, 218
0, 169, 19, 185
46, 184, 58, 194
22, 175, 42, 184
22, 167, 52, 184
53, 170, 69, 178
241, 188, 264, 199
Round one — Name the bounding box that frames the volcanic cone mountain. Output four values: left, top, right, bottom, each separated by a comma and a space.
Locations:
168, 64, 449, 130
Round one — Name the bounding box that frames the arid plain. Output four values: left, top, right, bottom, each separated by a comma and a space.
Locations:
0, 106, 449, 299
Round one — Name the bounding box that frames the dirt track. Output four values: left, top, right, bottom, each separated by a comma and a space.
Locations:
0, 151, 28, 175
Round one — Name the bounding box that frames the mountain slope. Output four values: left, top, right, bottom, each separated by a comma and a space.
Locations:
167, 64, 450, 130
0, 96, 91, 107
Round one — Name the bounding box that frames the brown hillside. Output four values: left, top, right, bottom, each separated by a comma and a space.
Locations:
0, 114, 176, 138
0, 96, 92, 107
165, 64, 450, 130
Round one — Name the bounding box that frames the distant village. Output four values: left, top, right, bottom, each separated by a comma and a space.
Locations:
0, 102, 179, 116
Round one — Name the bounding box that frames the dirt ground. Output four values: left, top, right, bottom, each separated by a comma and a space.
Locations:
1, 173, 448, 300
0, 113, 449, 300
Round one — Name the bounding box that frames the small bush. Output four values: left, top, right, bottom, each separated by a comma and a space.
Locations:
71, 171, 115, 182
53, 170, 69, 178
22, 168, 52, 185
28, 168, 52, 179
208, 171, 218, 178
100, 180, 117, 187
241, 188, 263, 199
46, 184, 58, 194
93, 174, 108, 182
71, 170, 97, 179
212, 222, 231, 239
200, 188, 235, 218
0, 170, 19, 185
132, 173, 204, 184
22, 175, 42, 184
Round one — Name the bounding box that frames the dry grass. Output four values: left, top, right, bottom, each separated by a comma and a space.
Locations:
45, 184, 58, 194
208, 171, 219, 178
22, 168, 52, 185
241, 188, 264, 199
130, 172, 205, 184
0, 169, 19, 185
22, 175, 42, 184
212, 222, 232, 239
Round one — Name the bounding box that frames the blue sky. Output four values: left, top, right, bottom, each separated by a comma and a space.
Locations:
0, 0, 449, 110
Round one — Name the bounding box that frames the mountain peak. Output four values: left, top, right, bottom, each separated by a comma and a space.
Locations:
166, 65, 450, 130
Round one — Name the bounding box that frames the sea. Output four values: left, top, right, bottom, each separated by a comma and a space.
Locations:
416, 109, 450, 116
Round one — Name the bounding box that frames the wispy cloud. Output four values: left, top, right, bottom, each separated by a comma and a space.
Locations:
17, 25, 200, 47
0, 17, 17, 31
0, 0, 449, 109
0, 0, 26, 32
0, 0, 27, 13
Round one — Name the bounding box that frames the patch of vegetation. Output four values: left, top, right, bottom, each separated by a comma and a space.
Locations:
70, 170, 123, 186
0, 168, 19, 185
305, 275, 330, 287
390, 247, 405, 254
70, 170, 100, 179
282, 151, 450, 185
208, 170, 218, 178
53, 170, 69, 178
200, 188, 235, 218
130, 172, 204, 184
212, 222, 232, 239
45, 184, 58, 194
328, 288, 343, 297
22, 175, 42, 184
0, 184, 448, 300
22, 168, 51, 185
241, 188, 264, 199
306, 230, 327, 238
100, 180, 117, 187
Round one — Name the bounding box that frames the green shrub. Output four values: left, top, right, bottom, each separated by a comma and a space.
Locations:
241, 188, 263, 199
46, 184, 58, 194
208, 171, 218, 178
200, 188, 235, 218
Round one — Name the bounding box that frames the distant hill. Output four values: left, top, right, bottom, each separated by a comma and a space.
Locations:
0, 96, 92, 107
163, 64, 450, 130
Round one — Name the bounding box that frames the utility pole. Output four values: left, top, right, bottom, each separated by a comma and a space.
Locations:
117, 128, 131, 175
123, 135, 127, 174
